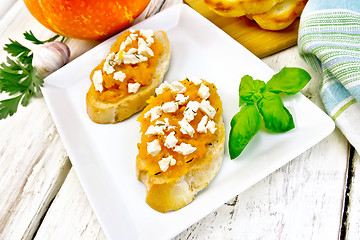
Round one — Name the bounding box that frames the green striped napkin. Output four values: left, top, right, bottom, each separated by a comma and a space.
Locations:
298, 0, 360, 152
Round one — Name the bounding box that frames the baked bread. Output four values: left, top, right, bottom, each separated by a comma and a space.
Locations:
204, 0, 284, 17
248, 0, 307, 30
86, 29, 170, 123
204, 0, 307, 30
136, 77, 225, 213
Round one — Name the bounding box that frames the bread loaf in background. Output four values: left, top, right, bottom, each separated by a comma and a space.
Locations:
204, 0, 308, 30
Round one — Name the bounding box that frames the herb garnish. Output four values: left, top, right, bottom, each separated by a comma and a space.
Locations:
229, 67, 311, 159
0, 31, 63, 120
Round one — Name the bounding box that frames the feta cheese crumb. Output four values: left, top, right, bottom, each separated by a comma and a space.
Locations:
128, 82, 141, 93
174, 143, 197, 155
120, 36, 133, 51
113, 71, 126, 82
129, 33, 138, 41
147, 139, 161, 156
175, 94, 189, 105
155, 81, 170, 95
198, 83, 210, 99
206, 120, 217, 134
158, 155, 176, 172
183, 101, 200, 122
200, 99, 216, 119
164, 132, 178, 149
161, 101, 179, 113
140, 29, 154, 45
103, 52, 115, 74
145, 125, 165, 135
188, 76, 203, 85
170, 81, 186, 94
197, 115, 208, 133
123, 53, 148, 64
126, 48, 137, 55
138, 38, 154, 57
93, 70, 103, 92
179, 118, 195, 136
114, 51, 123, 65
144, 106, 162, 122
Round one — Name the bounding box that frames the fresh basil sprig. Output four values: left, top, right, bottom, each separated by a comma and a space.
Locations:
229, 67, 311, 159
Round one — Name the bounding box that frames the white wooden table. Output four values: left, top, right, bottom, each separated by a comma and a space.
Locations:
1, 1, 359, 239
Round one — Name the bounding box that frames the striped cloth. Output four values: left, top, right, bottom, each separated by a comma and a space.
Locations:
298, 0, 360, 152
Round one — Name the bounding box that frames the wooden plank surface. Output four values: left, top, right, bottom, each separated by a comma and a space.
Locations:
345, 151, 360, 240
0, 0, 352, 239
184, 0, 300, 58
0, 2, 73, 240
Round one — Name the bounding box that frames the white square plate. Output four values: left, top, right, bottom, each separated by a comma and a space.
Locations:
42, 4, 335, 240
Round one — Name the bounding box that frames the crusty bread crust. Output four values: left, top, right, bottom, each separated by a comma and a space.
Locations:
137, 119, 225, 213
204, 0, 307, 31
204, 0, 284, 17
86, 31, 171, 124
249, 0, 307, 30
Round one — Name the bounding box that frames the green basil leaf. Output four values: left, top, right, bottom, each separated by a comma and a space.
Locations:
229, 104, 261, 159
266, 67, 311, 95
257, 92, 295, 133
239, 75, 266, 106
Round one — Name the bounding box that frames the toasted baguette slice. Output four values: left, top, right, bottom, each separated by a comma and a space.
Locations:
136, 78, 225, 213
249, 0, 307, 30
204, 0, 284, 17
86, 30, 170, 123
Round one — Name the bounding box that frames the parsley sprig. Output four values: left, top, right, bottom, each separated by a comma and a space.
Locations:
0, 31, 64, 120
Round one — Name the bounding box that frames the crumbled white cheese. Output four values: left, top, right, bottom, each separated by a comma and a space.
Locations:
161, 101, 179, 113
125, 48, 137, 55
158, 155, 176, 172
128, 83, 141, 93
206, 120, 217, 134
140, 29, 154, 45
175, 94, 189, 105
130, 33, 138, 41
197, 115, 208, 133
200, 99, 216, 119
174, 143, 197, 155
103, 52, 115, 74
147, 139, 161, 156
138, 38, 154, 57
155, 81, 170, 95
198, 83, 210, 99
113, 71, 126, 82
93, 70, 103, 92
179, 118, 195, 136
145, 125, 165, 135
123, 53, 148, 64
114, 51, 123, 65
120, 36, 133, 51
170, 81, 186, 94
188, 76, 203, 85
183, 101, 200, 122
129, 28, 136, 33
164, 132, 178, 149
144, 106, 162, 122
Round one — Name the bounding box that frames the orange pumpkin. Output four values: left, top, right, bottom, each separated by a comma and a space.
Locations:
23, 0, 151, 40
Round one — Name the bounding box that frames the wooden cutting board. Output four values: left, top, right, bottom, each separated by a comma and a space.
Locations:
184, 0, 300, 58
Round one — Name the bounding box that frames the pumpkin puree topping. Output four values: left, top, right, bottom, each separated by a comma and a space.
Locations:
137, 79, 223, 179
88, 29, 164, 103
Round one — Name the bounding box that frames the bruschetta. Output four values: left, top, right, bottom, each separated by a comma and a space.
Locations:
136, 77, 225, 213
86, 29, 170, 123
